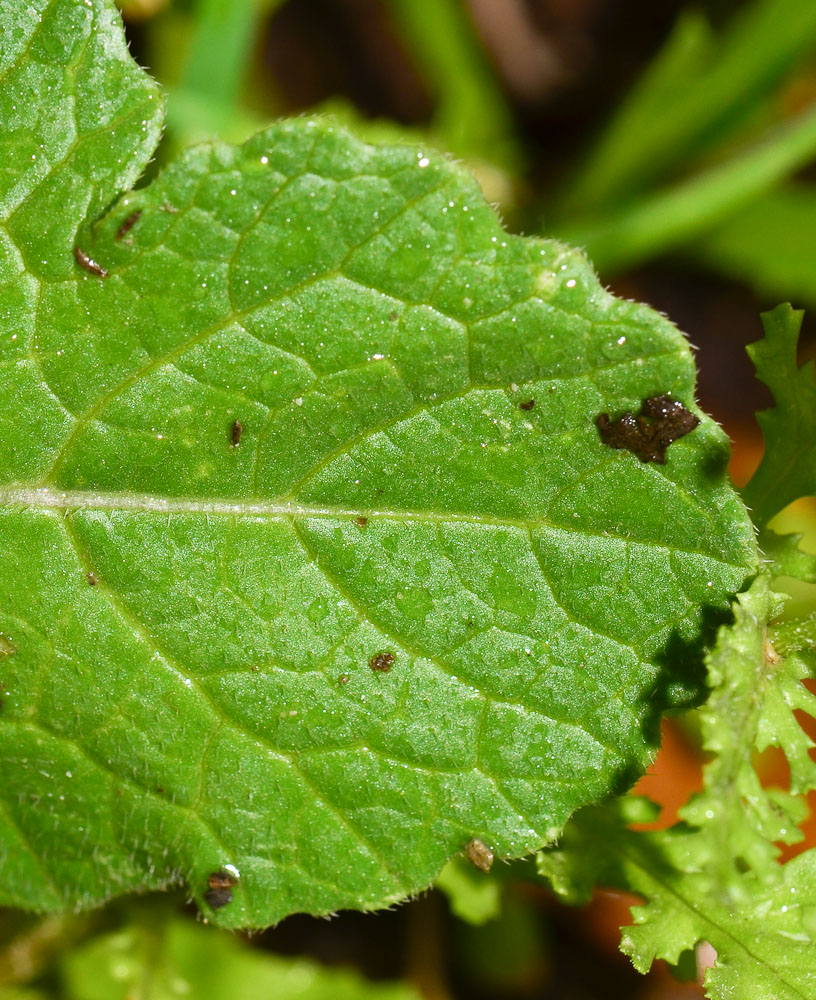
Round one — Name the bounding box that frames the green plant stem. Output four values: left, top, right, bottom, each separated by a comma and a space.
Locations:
556, 101, 816, 275
382, 0, 518, 167
166, 0, 283, 145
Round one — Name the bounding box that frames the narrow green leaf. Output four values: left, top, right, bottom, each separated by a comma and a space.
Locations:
0, 0, 755, 927
559, 9, 715, 215
383, 0, 519, 168
556, 102, 816, 274
742, 304, 816, 527
563, 0, 816, 215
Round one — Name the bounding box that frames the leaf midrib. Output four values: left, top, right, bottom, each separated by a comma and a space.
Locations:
0, 486, 745, 565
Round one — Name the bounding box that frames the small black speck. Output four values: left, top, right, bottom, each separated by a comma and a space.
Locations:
230, 419, 243, 447
251, 665, 259, 672
339, 673, 350, 684
86, 572, 98, 586
519, 399, 535, 411
369, 651, 395, 673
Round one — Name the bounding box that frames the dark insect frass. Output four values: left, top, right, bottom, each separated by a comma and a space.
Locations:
205, 870, 238, 909
369, 651, 395, 672
596, 394, 700, 464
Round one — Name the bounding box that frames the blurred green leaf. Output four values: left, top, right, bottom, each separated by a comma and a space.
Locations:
163, 0, 283, 149
61, 916, 420, 1000
557, 102, 816, 273
563, 0, 816, 215
760, 528, 816, 584
435, 858, 501, 926
698, 184, 816, 308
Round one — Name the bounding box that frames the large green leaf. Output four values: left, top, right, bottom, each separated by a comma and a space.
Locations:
0, 0, 755, 927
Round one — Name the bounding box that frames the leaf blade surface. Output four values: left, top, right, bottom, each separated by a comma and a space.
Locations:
0, 0, 756, 926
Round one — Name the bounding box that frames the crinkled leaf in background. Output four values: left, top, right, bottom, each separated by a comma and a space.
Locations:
0, 0, 755, 927
742, 304, 816, 527
760, 526, 816, 584
539, 575, 816, 999
539, 801, 816, 1000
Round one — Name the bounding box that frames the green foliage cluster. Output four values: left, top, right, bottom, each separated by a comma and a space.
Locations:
2, 1, 816, 998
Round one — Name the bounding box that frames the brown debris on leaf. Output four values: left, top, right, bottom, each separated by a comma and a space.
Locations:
73, 246, 108, 278
115, 209, 142, 241
205, 870, 238, 910
596, 394, 699, 464
465, 837, 494, 873
369, 651, 395, 673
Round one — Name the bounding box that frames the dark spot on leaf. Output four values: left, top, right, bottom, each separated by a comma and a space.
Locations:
519, 399, 535, 410
251, 665, 259, 672
339, 673, 350, 684
355, 516, 369, 528
596, 394, 700, 464
73, 246, 108, 278
205, 870, 238, 909
86, 572, 98, 586
155, 786, 165, 794
465, 838, 494, 873
466, 619, 474, 628
115, 210, 142, 241
230, 420, 243, 447
204, 886, 233, 909
369, 651, 395, 673
388, 311, 399, 322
